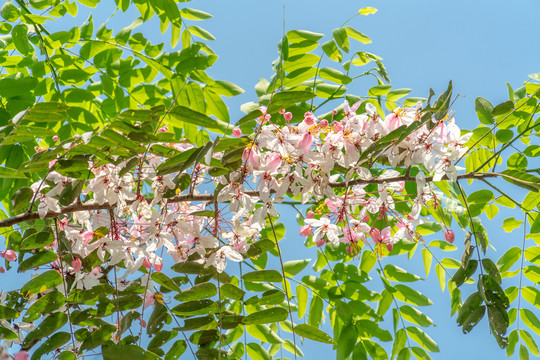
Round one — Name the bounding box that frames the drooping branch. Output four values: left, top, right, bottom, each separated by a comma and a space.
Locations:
0, 171, 502, 228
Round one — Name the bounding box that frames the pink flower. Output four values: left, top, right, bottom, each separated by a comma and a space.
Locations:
72, 258, 82, 273
299, 225, 312, 236
297, 132, 313, 153
283, 112, 292, 122
82, 231, 95, 246
266, 153, 281, 172
1, 249, 17, 262
385, 113, 401, 131
370, 227, 391, 244
143, 258, 152, 269
333, 122, 342, 132
158, 126, 168, 133
14, 351, 29, 360
233, 128, 242, 137
445, 229, 455, 244
242, 147, 260, 169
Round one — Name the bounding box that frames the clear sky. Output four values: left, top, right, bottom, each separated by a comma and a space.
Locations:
3, 1, 540, 359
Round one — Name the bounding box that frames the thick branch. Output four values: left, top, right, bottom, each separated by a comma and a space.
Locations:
0, 172, 501, 228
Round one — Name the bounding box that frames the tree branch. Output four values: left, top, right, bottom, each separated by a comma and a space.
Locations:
0, 172, 502, 228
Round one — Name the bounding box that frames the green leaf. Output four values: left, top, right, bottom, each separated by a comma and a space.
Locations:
267, 90, 316, 114
11, 187, 33, 212
207, 80, 244, 97
102, 344, 160, 360
520, 329, 540, 357
287, 29, 324, 43
180, 8, 212, 20
175, 283, 217, 301
152, 272, 181, 292
1, 2, 20, 21
384, 264, 422, 282
0, 305, 19, 320
475, 97, 494, 125
521, 309, 540, 336
492, 100, 514, 116
297, 285, 308, 319
501, 170, 540, 192
283, 259, 310, 276
0, 166, 26, 179
165, 340, 187, 360
31, 332, 71, 360
332, 27, 349, 52
393, 285, 433, 306
20, 230, 55, 250
406, 326, 439, 352
497, 247, 521, 272
170, 300, 218, 316
345, 26, 371, 44
18, 250, 57, 272
242, 307, 288, 325
169, 106, 233, 134
21, 269, 63, 294
246, 343, 271, 360
220, 283, 245, 301
23, 312, 68, 347
295, 324, 335, 344
502, 217, 523, 232
242, 270, 283, 283
322, 39, 343, 62
358, 7, 378, 15
12, 24, 31, 55
189, 25, 215, 40
400, 305, 434, 327
24, 290, 65, 322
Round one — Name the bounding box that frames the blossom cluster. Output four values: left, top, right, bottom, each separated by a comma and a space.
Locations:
4, 100, 468, 299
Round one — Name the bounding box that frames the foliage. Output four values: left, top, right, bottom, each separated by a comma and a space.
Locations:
0, 1, 539, 360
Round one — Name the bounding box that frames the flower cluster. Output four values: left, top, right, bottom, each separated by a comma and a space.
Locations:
4, 101, 468, 296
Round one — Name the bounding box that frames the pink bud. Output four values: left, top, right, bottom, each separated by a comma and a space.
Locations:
316, 238, 326, 247
283, 112, 292, 122
52, 135, 59, 142
143, 258, 152, 269
333, 122, 342, 132
140, 319, 147, 328
154, 262, 163, 272
304, 115, 315, 125
91, 267, 102, 276
386, 243, 393, 252
0, 267, 5, 273
445, 229, 455, 244
1, 250, 17, 262
306, 211, 315, 219
14, 351, 29, 360
332, 109, 338, 116
299, 225, 312, 236
158, 126, 168, 133
232, 128, 242, 138
319, 119, 329, 128
279, 109, 286, 114
72, 258, 82, 273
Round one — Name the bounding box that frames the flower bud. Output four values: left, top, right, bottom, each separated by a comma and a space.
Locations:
232, 128, 242, 138
0, 249, 17, 262
319, 119, 329, 128
72, 258, 82, 273
52, 135, 59, 142
158, 126, 168, 133
299, 225, 312, 236
143, 258, 152, 269
444, 229, 455, 244
386, 243, 393, 252
306, 210, 315, 219
284, 112, 293, 121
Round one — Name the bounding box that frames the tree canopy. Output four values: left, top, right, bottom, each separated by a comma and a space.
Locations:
0, 1, 539, 360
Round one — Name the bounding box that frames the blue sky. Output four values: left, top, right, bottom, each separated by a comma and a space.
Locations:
3, 0, 540, 359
